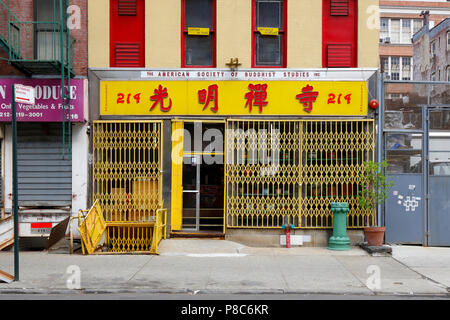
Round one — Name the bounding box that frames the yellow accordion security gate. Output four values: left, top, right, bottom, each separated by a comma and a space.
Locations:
225, 119, 375, 229
92, 121, 163, 252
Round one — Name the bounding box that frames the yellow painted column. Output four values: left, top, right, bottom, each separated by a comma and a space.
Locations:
287, 0, 322, 69
216, 0, 252, 68
358, 0, 380, 68
171, 121, 184, 231
88, 0, 110, 68
146, 0, 181, 68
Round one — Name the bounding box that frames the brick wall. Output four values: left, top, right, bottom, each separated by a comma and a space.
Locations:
70, 0, 88, 76
432, 25, 450, 81
0, 0, 87, 77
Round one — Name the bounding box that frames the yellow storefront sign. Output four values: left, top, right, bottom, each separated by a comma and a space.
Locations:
101, 80, 368, 116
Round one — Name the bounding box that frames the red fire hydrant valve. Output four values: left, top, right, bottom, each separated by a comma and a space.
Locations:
282, 224, 295, 248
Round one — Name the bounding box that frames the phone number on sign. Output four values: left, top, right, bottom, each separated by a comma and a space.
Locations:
0, 112, 79, 120
0, 112, 43, 118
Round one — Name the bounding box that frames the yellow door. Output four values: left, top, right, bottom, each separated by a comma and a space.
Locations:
171, 120, 226, 232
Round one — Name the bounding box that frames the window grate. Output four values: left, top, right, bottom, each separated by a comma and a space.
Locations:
327, 44, 352, 68
114, 43, 141, 67
330, 0, 349, 16
118, 0, 137, 16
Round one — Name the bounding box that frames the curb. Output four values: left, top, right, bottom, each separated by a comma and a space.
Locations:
1, 287, 449, 297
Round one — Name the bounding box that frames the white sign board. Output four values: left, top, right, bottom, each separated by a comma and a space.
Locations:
14, 84, 35, 105
280, 235, 304, 246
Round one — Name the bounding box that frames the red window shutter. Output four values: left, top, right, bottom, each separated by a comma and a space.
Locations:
327, 44, 352, 67
322, 0, 357, 68
330, 0, 349, 16
110, 0, 145, 67
114, 43, 141, 67
118, 0, 137, 16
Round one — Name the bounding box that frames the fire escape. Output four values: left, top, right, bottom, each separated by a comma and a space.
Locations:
0, 0, 74, 158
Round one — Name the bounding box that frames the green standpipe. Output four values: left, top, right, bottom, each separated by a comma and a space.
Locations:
328, 202, 350, 251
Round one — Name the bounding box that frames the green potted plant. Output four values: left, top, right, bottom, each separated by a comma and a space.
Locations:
357, 160, 394, 246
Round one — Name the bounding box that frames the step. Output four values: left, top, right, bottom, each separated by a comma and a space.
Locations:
170, 230, 225, 239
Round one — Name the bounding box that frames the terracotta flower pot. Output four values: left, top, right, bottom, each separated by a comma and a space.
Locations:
364, 227, 386, 246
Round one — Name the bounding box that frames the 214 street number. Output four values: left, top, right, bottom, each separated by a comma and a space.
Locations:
328, 93, 352, 105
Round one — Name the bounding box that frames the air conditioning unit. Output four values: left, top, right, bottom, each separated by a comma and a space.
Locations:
384, 37, 391, 44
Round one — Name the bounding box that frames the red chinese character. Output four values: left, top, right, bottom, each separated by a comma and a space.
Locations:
150, 85, 172, 112
198, 84, 219, 113
296, 84, 319, 113
245, 84, 268, 113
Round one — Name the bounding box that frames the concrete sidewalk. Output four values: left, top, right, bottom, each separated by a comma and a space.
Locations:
0, 239, 448, 297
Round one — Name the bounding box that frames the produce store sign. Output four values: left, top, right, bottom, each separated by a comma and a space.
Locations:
0, 79, 85, 122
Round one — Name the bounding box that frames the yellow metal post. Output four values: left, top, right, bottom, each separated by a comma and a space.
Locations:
170, 120, 184, 231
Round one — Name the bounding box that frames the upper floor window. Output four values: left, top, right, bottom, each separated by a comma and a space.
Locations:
182, 0, 216, 68
431, 40, 437, 57
447, 32, 450, 51
379, 18, 423, 44
382, 56, 413, 81
390, 19, 401, 43
252, 0, 286, 68
35, 0, 67, 61
391, 56, 400, 80
413, 19, 423, 35
402, 57, 411, 80
380, 18, 389, 40
402, 19, 411, 43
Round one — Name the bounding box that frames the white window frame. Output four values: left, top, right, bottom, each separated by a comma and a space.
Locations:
381, 18, 423, 45
390, 19, 401, 44
383, 56, 414, 81
413, 19, 423, 35
401, 18, 412, 44
380, 18, 389, 42
402, 57, 412, 80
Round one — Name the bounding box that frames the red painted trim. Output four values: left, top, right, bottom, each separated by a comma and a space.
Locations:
110, 0, 145, 67
322, 0, 358, 68
31, 223, 53, 229
181, 0, 186, 68
181, 0, 216, 68
251, 0, 287, 68
251, 0, 255, 68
